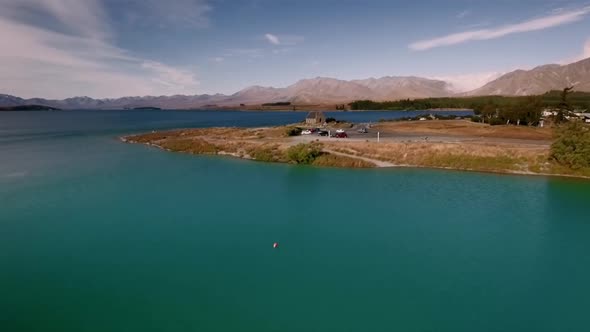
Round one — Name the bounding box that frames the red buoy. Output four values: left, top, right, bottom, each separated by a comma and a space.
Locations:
273, 242, 279, 248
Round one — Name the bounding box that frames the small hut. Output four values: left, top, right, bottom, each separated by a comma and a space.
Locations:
305, 111, 326, 125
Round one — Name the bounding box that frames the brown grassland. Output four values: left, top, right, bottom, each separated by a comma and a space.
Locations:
123, 120, 590, 179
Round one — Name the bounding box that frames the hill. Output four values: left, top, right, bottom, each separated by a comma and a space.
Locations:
467, 58, 590, 96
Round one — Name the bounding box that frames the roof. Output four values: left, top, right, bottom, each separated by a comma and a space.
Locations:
306, 111, 325, 119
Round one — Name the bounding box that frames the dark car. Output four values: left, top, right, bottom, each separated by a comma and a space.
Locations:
318, 130, 329, 136
334, 132, 348, 138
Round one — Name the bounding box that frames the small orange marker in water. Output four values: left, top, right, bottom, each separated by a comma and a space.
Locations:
273, 242, 279, 248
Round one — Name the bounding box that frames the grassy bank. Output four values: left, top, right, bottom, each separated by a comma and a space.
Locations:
124, 128, 377, 168
123, 123, 590, 179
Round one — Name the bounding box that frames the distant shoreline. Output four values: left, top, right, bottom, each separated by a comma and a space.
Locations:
190, 105, 474, 112
0, 106, 473, 112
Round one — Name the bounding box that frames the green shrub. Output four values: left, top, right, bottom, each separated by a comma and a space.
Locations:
252, 149, 274, 162
286, 143, 323, 164
550, 122, 590, 169
250, 145, 283, 162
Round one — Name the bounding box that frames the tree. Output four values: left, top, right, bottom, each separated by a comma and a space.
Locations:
480, 103, 497, 124
514, 96, 543, 126
555, 87, 574, 124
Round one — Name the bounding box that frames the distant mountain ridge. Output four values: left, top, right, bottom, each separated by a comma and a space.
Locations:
0, 76, 453, 110
2, 57, 590, 109
466, 57, 590, 96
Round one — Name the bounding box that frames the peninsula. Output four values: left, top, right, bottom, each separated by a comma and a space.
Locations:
122, 118, 590, 179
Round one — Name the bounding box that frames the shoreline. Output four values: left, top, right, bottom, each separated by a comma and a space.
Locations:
121, 121, 590, 180
122, 137, 590, 180
186, 107, 474, 112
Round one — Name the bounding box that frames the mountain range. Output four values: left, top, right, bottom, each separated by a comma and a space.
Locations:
466, 57, 590, 96
1, 57, 589, 110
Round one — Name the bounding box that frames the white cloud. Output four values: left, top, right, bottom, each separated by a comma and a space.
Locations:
264, 33, 304, 46
0, 0, 203, 98
456, 10, 471, 19
431, 71, 505, 92
265, 33, 280, 45
211, 57, 224, 63
410, 6, 590, 51
0, 0, 112, 40
141, 61, 199, 90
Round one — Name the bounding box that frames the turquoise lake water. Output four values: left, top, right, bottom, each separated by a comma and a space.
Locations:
1, 110, 590, 331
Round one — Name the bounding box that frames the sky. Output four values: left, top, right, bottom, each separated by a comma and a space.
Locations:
1, 0, 590, 99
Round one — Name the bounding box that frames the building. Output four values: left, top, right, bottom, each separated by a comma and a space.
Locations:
305, 111, 326, 125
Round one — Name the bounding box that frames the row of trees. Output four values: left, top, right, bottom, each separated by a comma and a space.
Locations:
348, 90, 590, 113
475, 96, 543, 126
350, 88, 588, 127
475, 88, 580, 126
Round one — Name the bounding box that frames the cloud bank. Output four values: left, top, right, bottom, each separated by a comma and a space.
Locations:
264, 33, 304, 46
0, 0, 207, 99
265, 33, 280, 45
410, 7, 590, 51
431, 71, 505, 92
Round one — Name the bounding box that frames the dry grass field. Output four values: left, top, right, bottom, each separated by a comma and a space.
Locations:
374, 120, 554, 141
122, 121, 589, 178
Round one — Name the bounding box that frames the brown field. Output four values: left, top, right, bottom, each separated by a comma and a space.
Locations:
374, 120, 554, 141
323, 140, 548, 173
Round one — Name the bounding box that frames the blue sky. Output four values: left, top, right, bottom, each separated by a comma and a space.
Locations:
1, 0, 589, 98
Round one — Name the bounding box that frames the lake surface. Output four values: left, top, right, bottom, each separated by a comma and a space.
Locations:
1, 110, 590, 332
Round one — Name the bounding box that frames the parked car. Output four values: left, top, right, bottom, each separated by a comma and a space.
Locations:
357, 127, 368, 133
334, 132, 348, 138
318, 130, 329, 136
301, 129, 312, 135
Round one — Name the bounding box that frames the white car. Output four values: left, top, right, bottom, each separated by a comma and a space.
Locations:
335, 129, 345, 133
301, 129, 312, 135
